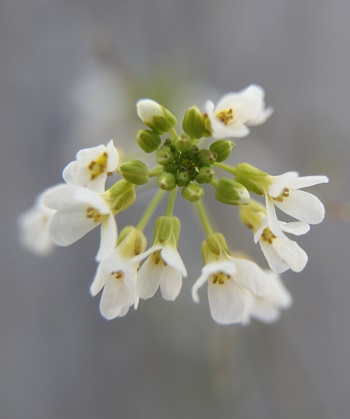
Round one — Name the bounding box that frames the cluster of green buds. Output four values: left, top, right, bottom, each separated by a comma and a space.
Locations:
19, 85, 328, 325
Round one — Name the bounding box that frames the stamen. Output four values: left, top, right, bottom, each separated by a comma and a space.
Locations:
216, 108, 234, 125
88, 152, 108, 180
86, 207, 103, 223
261, 228, 276, 244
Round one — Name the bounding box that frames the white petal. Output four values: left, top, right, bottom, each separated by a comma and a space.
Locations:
272, 237, 308, 273
232, 258, 270, 297
137, 256, 162, 299
191, 273, 209, 303
274, 189, 326, 224
259, 240, 290, 273
159, 266, 182, 301
106, 140, 120, 172
90, 263, 108, 296
202, 260, 237, 277
268, 172, 299, 197
208, 281, 245, 324
265, 271, 293, 309
76, 144, 106, 164
287, 175, 329, 190
88, 173, 107, 193
99, 276, 135, 320
161, 245, 187, 277
253, 218, 268, 243
265, 194, 284, 237
280, 221, 310, 236
62, 161, 78, 185
96, 215, 118, 261
48, 206, 99, 246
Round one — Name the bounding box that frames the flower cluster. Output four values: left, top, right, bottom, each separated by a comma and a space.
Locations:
19, 85, 328, 325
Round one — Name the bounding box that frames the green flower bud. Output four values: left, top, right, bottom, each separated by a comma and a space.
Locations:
137, 129, 162, 153
175, 171, 190, 187
209, 140, 235, 163
196, 167, 215, 184
174, 134, 193, 152
239, 199, 266, 231
198, 149, 217, 166
117, 226, 147, 258
234, 163, 271, 195
119, 160, 149, 185
181, 183, 204, 202
182, 106, 205, 139
201, 233, 230, 263
215, 178, 250, 206
156, 146, 174, 165
136, 99, 177, 134
106, 180, 136, 214
157, 172, 176, 191
154, 216, 181, 246
163, 162, 178, 174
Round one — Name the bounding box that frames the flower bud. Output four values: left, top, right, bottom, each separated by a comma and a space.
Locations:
174, 134, 193, 152
181, 183, 204, 202
182, 106, 205, 139
154, 216, 181, 246
106, 180, 136, 214
137, 129, 162, 153
136, 99, 177, 134
175, 171, 190, 187
209, 140, 235, 163
156, 146, 174, 165
196, 167, 215, 184
119, 160, 149, 185
234, 163, 271, 195
157, 172, 176, 191
215, 178, 250, 206
198, 149, 217, 166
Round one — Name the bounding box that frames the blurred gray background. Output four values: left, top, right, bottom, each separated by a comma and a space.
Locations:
1, 0, 349, 418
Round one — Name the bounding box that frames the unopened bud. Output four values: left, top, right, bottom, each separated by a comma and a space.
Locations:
215, 178, 250, 206
157, 172, 176, 191
175, 171, 190, 187
181, 183, 204, 202
136, 99, 177, 134
119, 160, 149, 185
137, 130, 161, 153
209, 140, 235, 163
198, 149, 217, 166
156, 146, 174, 165
106, 180, 136, 214
196, 167, 215, 184
182, 106, 205, 139
174, 134, 193, 152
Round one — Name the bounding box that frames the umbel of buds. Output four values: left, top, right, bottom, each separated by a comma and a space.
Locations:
19, 84, 329, 327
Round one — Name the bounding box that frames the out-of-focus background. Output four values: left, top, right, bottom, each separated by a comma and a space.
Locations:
1, 0, 349, 418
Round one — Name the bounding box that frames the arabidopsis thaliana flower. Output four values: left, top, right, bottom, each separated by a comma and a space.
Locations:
63, 140, 119, 193
205, 85, 273, 139
41, 184, 117, 261
242, 270, 293, 324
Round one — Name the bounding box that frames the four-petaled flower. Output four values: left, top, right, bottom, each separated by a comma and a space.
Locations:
63, 140, 119, 193
41, 184, 117, 261
205, 85, 273, 139
241, 270, 293, 325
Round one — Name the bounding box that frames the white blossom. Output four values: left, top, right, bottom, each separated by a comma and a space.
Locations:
205, 85, 273, 139
241, 271, 293, 325
137, 244, 187, 301
63, 140, 119, 193
192, 257, 269, 325
41, 184, 117, 261
18, 200, 56, 256
265, 172, 329, 237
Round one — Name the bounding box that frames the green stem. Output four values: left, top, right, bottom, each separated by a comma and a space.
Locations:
169, 128, 178, 141
137, 189, 166, 231
166, 187, 178, 216
196, 200, 214, 236
148, 165, 163, 177
214, 162, 237, 175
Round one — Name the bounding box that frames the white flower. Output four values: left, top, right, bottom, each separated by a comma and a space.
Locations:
254, 218, 309, 273
241, 271, 293, 325
137, 244, 187, 301
192, 257, 270, 325
63, 140, 119, 193
265, 172, 329, 237
205, 85, 273, 139
41, 184, 117, 261
18, 199, 56, 256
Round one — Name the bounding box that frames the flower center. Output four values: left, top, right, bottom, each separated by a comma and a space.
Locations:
111, 271, 124, 280
261, 228, 276, 244
272, 187, 290, 203
88, 152, 108, 180
216, 108, 234, 125
152, 250, 167, 267
211, 271, 231, 285
86, 206, 103, 223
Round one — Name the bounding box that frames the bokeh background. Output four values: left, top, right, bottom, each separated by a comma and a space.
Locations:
1, 0, 349, 418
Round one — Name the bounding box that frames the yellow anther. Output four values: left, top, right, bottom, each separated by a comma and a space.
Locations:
152, 250, 167, 267
88, 152, 108, 180
261, 228, 276, 244
216, 108, 234, 125
273, 187, 290, 203
86, 206, 103, 223
211, 271, 230, 285
111, 271, 124, 280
